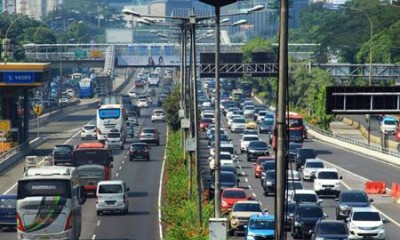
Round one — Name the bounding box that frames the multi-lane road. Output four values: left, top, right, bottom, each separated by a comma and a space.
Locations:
198, 110, 400, 239
0, 75, 167, 240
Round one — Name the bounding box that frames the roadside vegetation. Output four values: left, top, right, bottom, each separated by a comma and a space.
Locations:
162, 129, 213, 240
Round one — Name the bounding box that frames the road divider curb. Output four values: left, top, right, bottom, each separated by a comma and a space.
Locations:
0, 137, 47, 174
158, 126, 168, 240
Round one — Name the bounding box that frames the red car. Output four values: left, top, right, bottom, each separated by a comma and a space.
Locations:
199, 118, 213, 131
135, 80, 144, 88
221, 188, 252, 214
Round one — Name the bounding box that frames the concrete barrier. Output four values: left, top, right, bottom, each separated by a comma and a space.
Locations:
0, 137, 47, 174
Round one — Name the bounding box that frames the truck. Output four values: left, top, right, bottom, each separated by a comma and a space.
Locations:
241, 81, 252, 97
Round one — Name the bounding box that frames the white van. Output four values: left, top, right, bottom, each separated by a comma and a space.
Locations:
380, 117, 397, 134
96, 180, 129, 216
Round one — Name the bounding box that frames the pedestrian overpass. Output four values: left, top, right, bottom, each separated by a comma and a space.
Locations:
23, 43, 400, 81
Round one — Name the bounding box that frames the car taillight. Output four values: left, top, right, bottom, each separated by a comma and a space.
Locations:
17, 213, 25, 232
221, 200, 229, 207
64, 212, 73, 230
97, 128, 102, 134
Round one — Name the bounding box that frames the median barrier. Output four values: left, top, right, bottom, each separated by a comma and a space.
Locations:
365, 181, 386, 194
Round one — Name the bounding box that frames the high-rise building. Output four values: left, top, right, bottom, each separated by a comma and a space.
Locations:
16, 0, 60, 20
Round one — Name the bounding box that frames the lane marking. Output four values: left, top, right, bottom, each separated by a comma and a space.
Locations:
245, 177, 248, 182
119, 166, 122, 170
96, 220, 101, 227
327, 161, 400, 228
116, 172, 119, 177
252, 192, 257, 197
248, 185, 252, 190
92, 234, 96, 240
158, 126, 169, 240
122, 160, 125, 164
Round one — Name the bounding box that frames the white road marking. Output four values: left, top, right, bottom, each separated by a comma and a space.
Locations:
159, 127, 169, 240
248, 185, 252, 190
245, 178, 248, 182
122, 160, 125, 164
3, 183, 17, 194
119, 166, 122, 170
116, 172, 119, 177
92, 234, 96, 240
96, 220, 101, 227
252, 192, 257, 197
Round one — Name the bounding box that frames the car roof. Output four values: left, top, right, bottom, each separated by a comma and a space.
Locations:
242, 134, 259, 138
249, 213, 274, 220
294, 190, 317, 194
0, 194, 17, 199
131, 142, 147, 146
351, 207, 377, 213
305, 159, 323, 163
98, 180, 125, 185
297, 203, 321, 208
222, 188, 245, 192
316, 168, 338, 173
235, 200, 261, 204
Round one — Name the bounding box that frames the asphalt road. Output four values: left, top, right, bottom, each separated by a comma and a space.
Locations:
0, 75, 168, 240
200, 112, 400, 239
346, 114, 397, 142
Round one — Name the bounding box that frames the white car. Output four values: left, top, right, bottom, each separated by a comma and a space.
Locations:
239, 134, 260, 153
292, 189, 323, 205
202, 113, 215, 123
286, 181, 304, 201
227, 115, 243, 128
302, 158, 325, 181
256, 110, 268, 123
243, 106, 256, 115
137, 98, 148, 108
128, 89, 137, 98
380, 117, 397, 134
209, 152, 235, 170
313, 168, 342, 196
287, 170, 300, 181
231, 118, 247, 133
348, 207, 386, 240
96, 180, 129, 216
151, 109, 165, 122
81, 124, 97, 139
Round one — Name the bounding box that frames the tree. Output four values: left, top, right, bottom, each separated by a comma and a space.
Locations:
163, 85, 181, 131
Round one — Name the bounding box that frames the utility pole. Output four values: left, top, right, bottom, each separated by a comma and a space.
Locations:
276, 0, 289, 239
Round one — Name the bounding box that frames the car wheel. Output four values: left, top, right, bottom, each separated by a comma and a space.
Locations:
247, 157, 251, 162
157, 141, 160, 146
228, 228, 235, 236
96, 211, 102, 216
263, 191, 268, 197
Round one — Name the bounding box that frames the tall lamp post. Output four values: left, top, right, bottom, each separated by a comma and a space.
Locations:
347, 7, 373, 145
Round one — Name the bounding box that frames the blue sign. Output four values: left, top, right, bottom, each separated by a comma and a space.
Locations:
99, 109, 120, 119
4, 72, 37, 84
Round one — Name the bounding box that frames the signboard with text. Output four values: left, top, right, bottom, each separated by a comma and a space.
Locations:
3, 72, 38, 84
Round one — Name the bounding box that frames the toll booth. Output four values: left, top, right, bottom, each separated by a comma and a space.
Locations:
0, 63, 50, 148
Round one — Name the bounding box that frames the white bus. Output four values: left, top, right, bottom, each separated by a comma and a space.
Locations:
17, 166, 86, 240
96, 104, 127, 141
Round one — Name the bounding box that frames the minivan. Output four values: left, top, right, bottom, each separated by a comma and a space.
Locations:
96, 180, 130, 216
105, 130, 124, 150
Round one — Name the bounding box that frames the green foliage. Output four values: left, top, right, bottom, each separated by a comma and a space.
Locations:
163, 85, 181, 131
162, 130, 214, 240
240, 37, 274, 62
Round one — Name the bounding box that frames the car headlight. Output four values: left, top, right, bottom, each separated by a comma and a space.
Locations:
378, 224, 385, 230
247, 232, 255, 237
350, 223, 358, 230
294, 221, 301, 227
339, 204, 349, 211
266, 181, 272, 186
304, 169, 310, 174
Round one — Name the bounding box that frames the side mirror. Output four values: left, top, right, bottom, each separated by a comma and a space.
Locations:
237, 179, 240, 182
346, 217, 350, 222
340, 176, 343, 180
263, 209, 269, 213
308, 230, 313, 235
318, 199, 323, 204
369, 199, 374, 202
323, 213, 328, 218
247, 196, 255, 200
383, 218, 390, 224
111, 164, 114, 168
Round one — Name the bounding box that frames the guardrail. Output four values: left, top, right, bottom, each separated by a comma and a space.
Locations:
306, 123, 400, 158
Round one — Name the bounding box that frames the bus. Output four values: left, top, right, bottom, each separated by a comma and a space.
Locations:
270, 112, 307, 150
78, 77, 95, 98
241, 81, 252, 97
17, 166, 85, 240
72, 142, 114, 193
96, 104, 127, 142
231, 89, 243, 102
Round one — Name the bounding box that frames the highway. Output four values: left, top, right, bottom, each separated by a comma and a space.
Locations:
0, 74, 167, 240
346, 114, 398, 142
199, 112, 400, 239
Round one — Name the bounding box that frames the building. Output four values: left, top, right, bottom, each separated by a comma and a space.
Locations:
15, 0, 59, 20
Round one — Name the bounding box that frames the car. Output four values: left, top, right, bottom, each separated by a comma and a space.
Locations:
288, 142, 303, 162
52, 144, 74, 165
246, 121, 257, 129
310, 220, 349, 240
380, 116, 397, 134
295, 148, 317, 170
199, 118, 213, 132
128, 89, 137, 98
285, 201, 297, 230
221, 188, 251, 214
291, 203, 326, 239
139, 127, 160, 145
302, 158, 325, 181
287, 170, 300, 181
96, 180, 130, 215
240, 134, 260, 153
242, 129, 259, 136
202, 112, 215, 123
256, 110, 268, 122
0, 194, 17, 230
209, 171, 239, 199
209, 152, 236, 171
157, 94, 167, 106
219, 165, 239, 177
258, 119, 274, 134
286, 181, 304, 202
210, 142, 235, 157
313, 168, 342, 197
229, 200, 264, 236
105, 131, 124, 149
292, 190, 323, 205
151, 109, 165, 122
247, 140, 270, 162
227, 115, 243, 129
260, 161, 276, 187
128, 142, 150, 161
59, 97, 69, 104
135, 79, 145, 88
137, 98, 148, 108
262, 170, 276, 196
81, 124, 97, 140
254, 156, 275, 178
126, 120, 135, 138
336, 190, 372, 220
348, 207, 387, 240
244, 213, 275, 240
395, 126, 400, 142
231, 118, 247, 133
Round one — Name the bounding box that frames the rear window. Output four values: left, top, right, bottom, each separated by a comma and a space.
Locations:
83, 125, 96, 130
306, 162, 324, 168
249, 141, 268, 148
244, 136, 259, 141
222, 190, 246, 199
107, 133, 121, 138
0, 198, 16, 209
383, 119, 396, 125
318, 171, 338, 179
143, 129, 156, 133
98, 184, 123, 194
352, 212, 381, 221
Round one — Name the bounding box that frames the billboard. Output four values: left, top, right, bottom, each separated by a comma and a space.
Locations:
105, 29, 133, 43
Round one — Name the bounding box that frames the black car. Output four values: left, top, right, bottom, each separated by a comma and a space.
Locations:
262, 170, 276, 196
157, 94, 167, 107
288, 142, 303, 162
291, 203, 325, 239
247, 140, 270, 162
335, 190, 372, 220
295, 148, 317, 170
209, 171, 239, 199
52, 144, 74, 165
310, 220, 349, 240
260, 161, 276, 186
128, 142, 150, 161
259, 119, 274, 134
285, 201, 297, 230
0, 194, 17, 230
219, 165, 238, 176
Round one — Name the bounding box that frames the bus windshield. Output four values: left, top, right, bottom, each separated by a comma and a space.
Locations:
99, 109, 121, 120
17, 179, 71, 199
73, 150, 110, 166
288, 118, 303, 128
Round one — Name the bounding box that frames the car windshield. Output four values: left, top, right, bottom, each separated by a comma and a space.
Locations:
261, 119, 274, 125
107, 133, 121, 138
341, 192, 368, 202
220, 173, 236, 183
384, 120, 396, 125
222, 190, 246, 199
286, 203, 296, 213
352, 212, 381, 221
316, 222, 347, 234
131, 144, 146, 150
201, 119, 213, 123
266, 171, 276, 179
289, 144, 302, 151
318, 171, 339, 179
143, 129, 156, 133
288, 182, 303, 190
299, 149, 315, 157
83, 125, 96, 130
306, 162, 324, 168
263, 162, 276, 171
220, 147, 234, 154
243, 136, 259, 141
249, 219, 275, 230
233, 118, 246, 123
0, 198, 16, 208
54, 146, 71, 152
249, 141, 268, 148
219, 154, 232, 160
294, 194, 317, 203
98, 184, 123, 194
233, 203, 262, 212
298, 206, 323, 218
